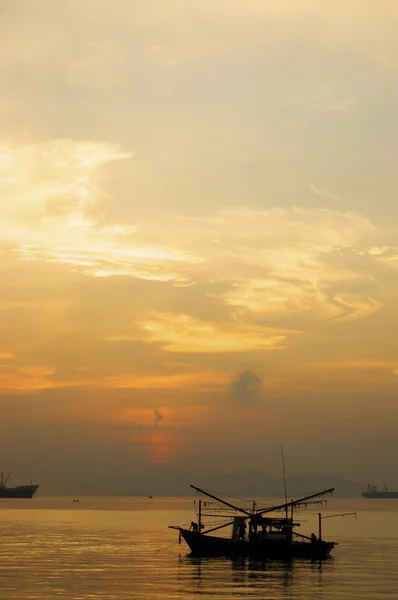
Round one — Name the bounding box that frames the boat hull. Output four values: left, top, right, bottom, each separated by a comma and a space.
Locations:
0, 485, 39, 499
179, 529, 335, 560
362, 491, 398, 498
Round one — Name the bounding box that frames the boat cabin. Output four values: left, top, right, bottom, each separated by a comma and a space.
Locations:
232, 515, 300, 543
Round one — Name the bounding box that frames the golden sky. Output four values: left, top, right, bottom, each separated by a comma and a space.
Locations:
1, 0, 398, 492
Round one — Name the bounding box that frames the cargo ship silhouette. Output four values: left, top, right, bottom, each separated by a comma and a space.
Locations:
362, 483, 398, 499
0, 472, 39, 498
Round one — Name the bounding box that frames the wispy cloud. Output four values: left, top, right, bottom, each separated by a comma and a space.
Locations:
0, 363, 228, 394
137, 312, 288, 353
1, 150, 392, 334
328, 294, 382, 322
174, 207, 382, 324
0, 140, 201, 283
369, 246, 398, 269
310, 184, 345, 204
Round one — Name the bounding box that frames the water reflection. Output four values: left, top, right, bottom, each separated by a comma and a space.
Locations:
178, 555, 297, 595
2, 499, 398, 599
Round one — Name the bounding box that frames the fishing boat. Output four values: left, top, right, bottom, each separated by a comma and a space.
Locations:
169, 485, 338, 560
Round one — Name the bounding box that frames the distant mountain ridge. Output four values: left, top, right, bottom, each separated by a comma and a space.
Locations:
108, 468, 365, 498
185, 471, 365, 499
38, 466, 367, 497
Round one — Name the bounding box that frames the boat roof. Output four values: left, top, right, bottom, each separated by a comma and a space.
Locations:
250, 516, 300, 527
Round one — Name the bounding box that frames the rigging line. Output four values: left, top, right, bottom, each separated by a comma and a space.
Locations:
241, 448, 282, 495
155, 541, 180, 552
252, 494, 287, 506
204, 498, 236, 512
255, 489, 331, 505
244, 469, 267, 494
195, 486, 252, 502
255, 494, 287, 502
191, 485, 252, 516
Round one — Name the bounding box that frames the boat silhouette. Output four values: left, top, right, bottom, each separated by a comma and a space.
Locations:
169, 484, 338, 560
0, 472, 39, 499
362, 482, 398, 499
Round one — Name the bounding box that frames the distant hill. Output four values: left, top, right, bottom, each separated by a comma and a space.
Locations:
91, 468, 365, 498
189, 470, 365, 499
38, 466, 366, 497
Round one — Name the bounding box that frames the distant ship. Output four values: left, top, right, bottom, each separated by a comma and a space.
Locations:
0, 472, 39, 499
362, 483, 398, 499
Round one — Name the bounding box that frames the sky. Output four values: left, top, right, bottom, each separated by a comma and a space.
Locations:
1, 0, 398, 494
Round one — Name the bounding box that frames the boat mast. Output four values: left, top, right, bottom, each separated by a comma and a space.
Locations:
281, 445, 288, 519
198, 499, 202, 533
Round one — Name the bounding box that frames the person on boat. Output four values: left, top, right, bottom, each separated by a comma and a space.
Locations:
249, 523, 258, 542
238, 520, 246, 541
259, 525, 268, 540
311, 533, 317, 543
190, 521, 199, 532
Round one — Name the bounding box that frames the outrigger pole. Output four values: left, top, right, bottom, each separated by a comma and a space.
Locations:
253, 487, 335, 517
191, 486, 335, 535
190, 485, 252, 516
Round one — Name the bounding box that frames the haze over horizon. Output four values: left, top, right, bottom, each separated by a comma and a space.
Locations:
1, 1, 397, 494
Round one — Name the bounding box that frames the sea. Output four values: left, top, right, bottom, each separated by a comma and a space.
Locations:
0, 496, 397, 600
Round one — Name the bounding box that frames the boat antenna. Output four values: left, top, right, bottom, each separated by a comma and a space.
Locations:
281, 445, 288, 519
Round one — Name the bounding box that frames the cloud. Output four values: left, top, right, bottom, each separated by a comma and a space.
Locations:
329, 294, 382, 322
1, 149, 392, 348
317, 359, 398, 371
137, 312, 288, 353
154, 408, 164, 426
229, 370, 262, 403
0, 0, 398, 487
221, 280, 382, 324
310, 184, 345, 204
0, 139, 201, 283
369, 246, 398, 269
170, 207, 383, 324
0, 365, 228, 395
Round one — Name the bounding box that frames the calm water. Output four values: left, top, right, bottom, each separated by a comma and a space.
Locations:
0, 496, 397, 599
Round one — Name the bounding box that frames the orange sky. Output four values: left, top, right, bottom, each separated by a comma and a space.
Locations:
1, 0, 398, 492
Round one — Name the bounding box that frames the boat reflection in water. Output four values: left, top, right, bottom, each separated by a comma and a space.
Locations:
178, 555, 298, 595
170, 484, 339, 561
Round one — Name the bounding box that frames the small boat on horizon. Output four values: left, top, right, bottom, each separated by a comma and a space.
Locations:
0, 472, 39, 499
169, 484, 338, 561
362, 483, 398, 499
